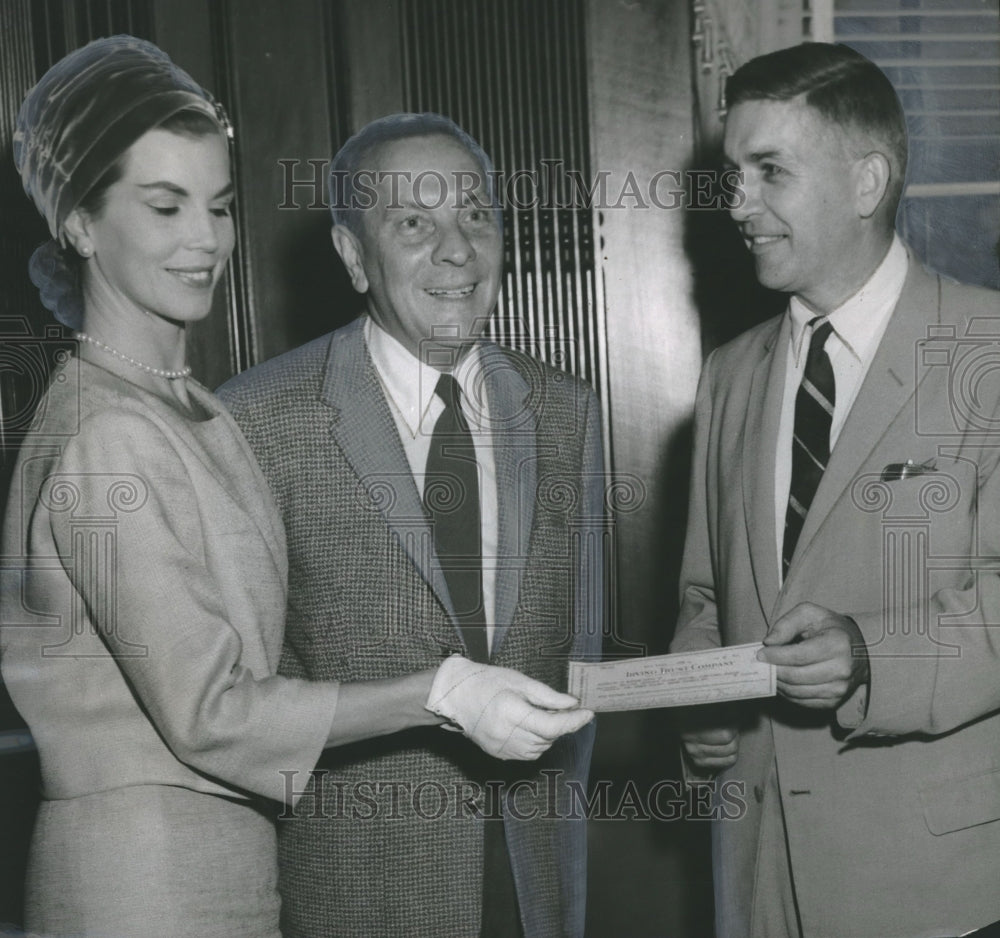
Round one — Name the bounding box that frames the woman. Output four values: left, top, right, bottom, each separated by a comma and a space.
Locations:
1, 36, 589, 938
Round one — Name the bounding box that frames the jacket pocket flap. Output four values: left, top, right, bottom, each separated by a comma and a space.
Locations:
919, 766, 1000, 835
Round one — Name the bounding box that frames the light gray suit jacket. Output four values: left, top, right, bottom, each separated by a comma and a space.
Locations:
1, 356, 336, 806
672, 258, 1000, 938
219, 316, 604, 938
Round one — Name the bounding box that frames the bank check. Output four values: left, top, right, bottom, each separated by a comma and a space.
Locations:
568, 643, 776, 712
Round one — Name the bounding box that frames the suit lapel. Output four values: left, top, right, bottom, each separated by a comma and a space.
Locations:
742, 316, 788, 622
787, 260, 942, 572
321, 319, 457, 622
481, 344, 535, 656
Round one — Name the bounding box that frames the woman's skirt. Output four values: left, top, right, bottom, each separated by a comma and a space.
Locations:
25, 784, 281, 938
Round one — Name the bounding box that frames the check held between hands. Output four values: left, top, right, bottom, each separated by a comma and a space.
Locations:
680, 603, 872, 772
426, 655, 594, 760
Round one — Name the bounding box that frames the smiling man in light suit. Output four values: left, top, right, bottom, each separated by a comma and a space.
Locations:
672, 44, 1000, 938
219, 113, 603, 938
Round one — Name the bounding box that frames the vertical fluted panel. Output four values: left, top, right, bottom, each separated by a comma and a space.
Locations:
400, 0, 606, 400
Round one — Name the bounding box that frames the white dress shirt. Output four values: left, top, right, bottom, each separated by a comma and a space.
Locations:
774, 235, 909, 576
364, 317, 500, 650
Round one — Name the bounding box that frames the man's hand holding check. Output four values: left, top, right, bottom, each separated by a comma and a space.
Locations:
757, 602, 871, 710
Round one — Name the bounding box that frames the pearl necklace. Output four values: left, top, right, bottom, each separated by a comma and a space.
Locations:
75, 332, 192, 380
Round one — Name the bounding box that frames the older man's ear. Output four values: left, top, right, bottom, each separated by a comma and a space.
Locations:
331, 225, 369, 294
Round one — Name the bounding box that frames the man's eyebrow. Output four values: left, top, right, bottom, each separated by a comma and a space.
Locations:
748, 149, 785, 163
722, 148, 787, 169
384, 195, 426, 210
456, 188, 490, 204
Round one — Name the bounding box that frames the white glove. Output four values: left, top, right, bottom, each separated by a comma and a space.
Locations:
425, 655, 594, 760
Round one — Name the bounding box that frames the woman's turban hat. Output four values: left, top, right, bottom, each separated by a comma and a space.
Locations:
14, 34, 225, 241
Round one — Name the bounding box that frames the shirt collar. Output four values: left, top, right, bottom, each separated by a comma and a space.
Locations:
364, 317, 485, 435
789, 234, 908, 366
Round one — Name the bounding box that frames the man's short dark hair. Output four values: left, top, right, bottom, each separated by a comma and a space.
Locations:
726, 43, 908, 218
328, 112, 499, 234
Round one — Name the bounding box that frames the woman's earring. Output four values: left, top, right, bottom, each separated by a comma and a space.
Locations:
78, 245, 93, 257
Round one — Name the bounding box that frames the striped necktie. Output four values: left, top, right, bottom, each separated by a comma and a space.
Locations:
783, 318, 835, 575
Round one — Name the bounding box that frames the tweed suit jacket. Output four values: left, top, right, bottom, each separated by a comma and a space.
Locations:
218, 316, 603, 938
671, 257, 1000, 938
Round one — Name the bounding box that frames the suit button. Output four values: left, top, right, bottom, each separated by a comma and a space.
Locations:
753, 785, 764, 804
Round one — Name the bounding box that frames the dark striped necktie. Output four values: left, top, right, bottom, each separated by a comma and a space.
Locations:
424, 373, 488, 662
783, 317, 835, 576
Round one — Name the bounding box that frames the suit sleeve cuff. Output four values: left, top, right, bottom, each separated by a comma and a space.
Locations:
836, 683, 869, 730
